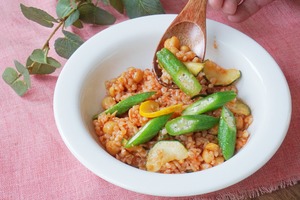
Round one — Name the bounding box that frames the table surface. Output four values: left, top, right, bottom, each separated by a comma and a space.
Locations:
1, 0, 299, 199
254, 183, 300, 200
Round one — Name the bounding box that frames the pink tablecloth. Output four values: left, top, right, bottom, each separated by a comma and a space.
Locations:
1, 0, 299, 199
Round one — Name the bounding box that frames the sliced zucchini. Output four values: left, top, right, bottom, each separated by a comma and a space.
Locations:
203, 60, 241, 86
183, 62, 204, 76
146, 141, 188, 172
226, 98, 251, 116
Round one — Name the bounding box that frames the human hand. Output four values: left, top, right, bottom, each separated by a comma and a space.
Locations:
208, 0, 275, 22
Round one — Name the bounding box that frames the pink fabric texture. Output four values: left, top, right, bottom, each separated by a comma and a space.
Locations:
1, 0, 299, 199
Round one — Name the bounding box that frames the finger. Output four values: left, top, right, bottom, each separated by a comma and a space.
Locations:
228, 0, 274, 22
227, 1, 255, 22
222, 0, 240, 15
208, 0, 224, 10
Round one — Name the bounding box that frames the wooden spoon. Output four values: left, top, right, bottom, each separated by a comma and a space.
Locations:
153, 0, 207, 88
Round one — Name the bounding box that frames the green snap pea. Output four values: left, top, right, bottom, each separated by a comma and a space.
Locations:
182, 91, 236, 115
156, 48, 202, 97
124, 114, 172, 148
93, 91, 155, 119
165, 115, 219, 136
218, 106, 237, 160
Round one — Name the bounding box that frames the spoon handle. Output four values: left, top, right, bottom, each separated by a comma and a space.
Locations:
179, 0, 207, 31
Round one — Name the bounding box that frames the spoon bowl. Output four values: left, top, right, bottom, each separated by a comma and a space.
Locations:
153, 0, 207, 87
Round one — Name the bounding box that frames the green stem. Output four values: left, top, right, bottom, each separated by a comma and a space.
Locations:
42, 21, 64, 50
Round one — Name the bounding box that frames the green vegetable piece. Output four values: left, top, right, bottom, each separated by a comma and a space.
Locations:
182, 91, 237, 115
125, 114, 171, 148
93, 91, 156, 119
218, 106, 237, 160
203, 60, 241, 86
166, 115, 219, 136
156, 48, 202, 97
183, 61, 204, 76
226, 98, 251, 116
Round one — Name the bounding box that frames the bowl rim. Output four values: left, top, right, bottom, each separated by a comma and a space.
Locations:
53, 14, 292, 197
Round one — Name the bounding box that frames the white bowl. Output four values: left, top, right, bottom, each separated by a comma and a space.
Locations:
53, 15, 291, 197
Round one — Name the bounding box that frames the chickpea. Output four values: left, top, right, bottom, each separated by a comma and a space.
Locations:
202, 149, 214, 164
133, 69, 144, 83
164, 36, 180, 50
109, 86, 115, 97
106, 141, 120, 156
204, 143, 219, 151
180, 45, 190, 52
201, 163, 212, 170
101, 96, 116, 110
103, 121, 117, 135
192, 57, 201, 62
175, 51, 184, 60
214, 156, 224, 165
170, 36, 180, 49
235, 116, 244, 130
185, 51, 196, 60
169, 46, 179, 55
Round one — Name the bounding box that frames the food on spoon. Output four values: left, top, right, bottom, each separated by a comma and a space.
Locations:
183, 61, 204, 76
156, 48, 202, 97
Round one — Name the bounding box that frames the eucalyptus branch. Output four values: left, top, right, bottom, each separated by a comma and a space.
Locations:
2, 0, 165, 96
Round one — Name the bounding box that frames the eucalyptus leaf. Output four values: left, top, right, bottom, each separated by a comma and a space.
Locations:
11, 80, 29, 96
47, 57, 61, 68
109, 0, 124, 13
54, 30, 84, 59
32, 64, 57, 74
27, 57, 60, 74
122, 0, 165, 18
101, 0, 124, 13
26, 57, 40, 74
101, 0, 110, 5
14, 61, 27, 74
29, 62, 42, 74
78, 3, 116, 25
56, 0, 76, 19
62, 30, 84, 44
2, 66, 30, 96
30, 49, 47, 64
72, 19, 84, 28
20, 4, 57, 28
2, 67, 19, 85
65, 9, 80, 27
14, 60, 31, 87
